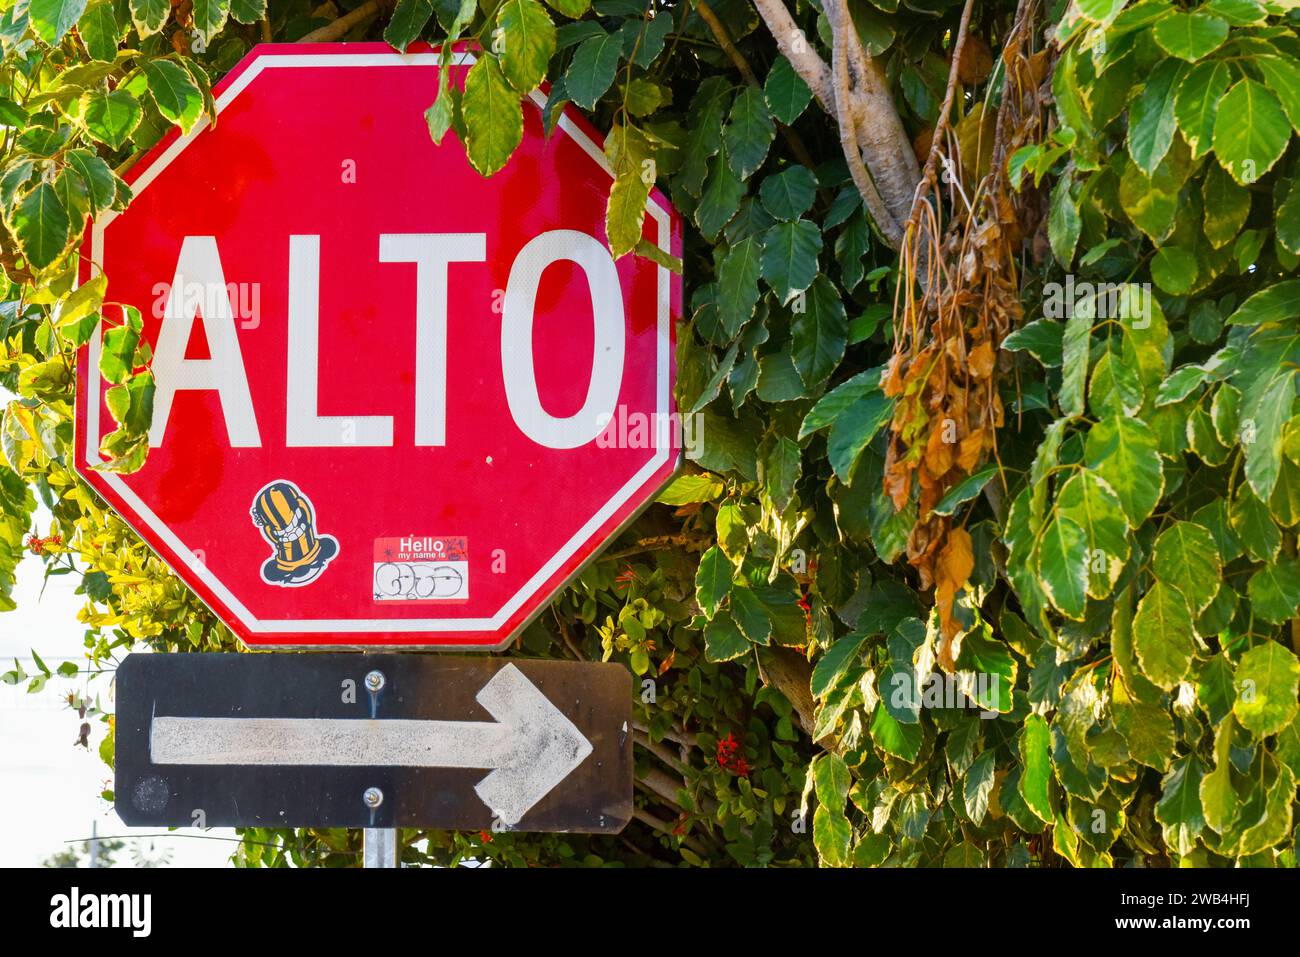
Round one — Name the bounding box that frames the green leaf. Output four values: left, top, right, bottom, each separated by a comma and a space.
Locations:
1058, 302, 1092, 416
765, 436, 801, 511
1084, 416, 1164, 525
704, 611, 749, 662
828, 392, 892, 482
1151, 521, 1221, 614
1151, 11, 1228, 61
384, 0, 434, 52
190, 0, 229, 42
716, 236, 761, 338
723, 87, 774, 179
1133, 580, 1196, 690
1254, 56, 1300, 134
931, 464, 998, 517
729, 585, 772, 645
759, 166, 817, 221
791, 276, 846, 387
1056, 470, 1130, 599
694, 546, 733, 619
760, 219, 821, 304
1127, 59, 1183, 175
657, 472, 722, 504
128, 0, 168, 37
462, 55, 523, 176
98, 323, 139, 384
1155, 754, 1206, 855
80, 89, 142, 149
1246, 560, 1300, 624
1233, 641, 1300, 737
605, 166, 649, 259
1200, 718, 1238, 834
1048, 175, 1081, 268
1113, 679, 1177, 771
565, 32, 621, 110
870, 702, 923, 761
29, 0, 88, 45
1213, 79, 1291, 185
964, 750, 997, 825
497, 0, 555, 95
764, 55, 812, 125
1019, 714, 1054, 825
694, 152, 744, 241
58, 273, 106, 333
543, 0, 588, 16
142, 59, 203, 132
1174, 59, 1230, 159
1225, 280, 1300, 326
1202, 161, 1250, 248
811, 631, 869, 698
813, 752, 851, 808
812, 805, 851, 866
955, 627, 1017, 713
1230, 485, 1281, 562
229, 0, 266, 24
1036, 511, 1088, 620
1002, 319, 1063, 367
10, 182, 69, 271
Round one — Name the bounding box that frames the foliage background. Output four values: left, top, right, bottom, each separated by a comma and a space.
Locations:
2, 0, 1299, 867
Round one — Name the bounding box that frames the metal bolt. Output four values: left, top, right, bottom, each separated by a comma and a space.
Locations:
363, 787, 384, 809
364, 670, 385, 693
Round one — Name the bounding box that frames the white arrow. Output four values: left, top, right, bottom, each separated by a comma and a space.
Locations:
148, 663, 593, 826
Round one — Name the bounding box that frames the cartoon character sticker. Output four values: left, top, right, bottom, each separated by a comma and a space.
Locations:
250, 480, 339, 587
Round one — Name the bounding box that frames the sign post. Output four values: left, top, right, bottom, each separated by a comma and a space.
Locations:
76, 43, 681, 854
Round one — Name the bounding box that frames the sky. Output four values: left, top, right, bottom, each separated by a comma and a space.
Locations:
0, 507, 236, 868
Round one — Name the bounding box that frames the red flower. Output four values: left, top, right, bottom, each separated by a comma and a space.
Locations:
715, 732, 750, 777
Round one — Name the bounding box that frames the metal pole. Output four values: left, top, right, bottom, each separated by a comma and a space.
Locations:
363, 828, 399, 868
88, 820, 99, 869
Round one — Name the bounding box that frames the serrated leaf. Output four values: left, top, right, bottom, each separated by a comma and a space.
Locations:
760, 219, 821, 304
1151, 11, 1227, 61
1127, 59, 1183, 175
1133, 580, 1196, 690
29, 0, 88, 45
1151, 521, 1221, 614
1084, 416, 1164, 525
10, 182, 69, 271
1213, 79, 1291, 185
1174, 59, 1230, 159
764, 55, 812, 125
723, 86, 774, 179
497, 0, 555, 95
129, 0, 168, 37
565, 32, 621, 110
462, 55, 523, 176
1233, 641, 1300, 737
142, 58, 203, 132
80, 89, 142, 149
694, 545, 733, 619
791, 276, 846, 387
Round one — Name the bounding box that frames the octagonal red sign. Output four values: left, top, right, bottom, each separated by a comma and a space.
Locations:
75, 43, 682, 650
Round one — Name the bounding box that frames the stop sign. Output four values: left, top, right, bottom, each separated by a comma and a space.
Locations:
75, 43, 682, 650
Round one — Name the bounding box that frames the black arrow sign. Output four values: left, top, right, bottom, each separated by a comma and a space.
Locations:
114, 654, 633, 832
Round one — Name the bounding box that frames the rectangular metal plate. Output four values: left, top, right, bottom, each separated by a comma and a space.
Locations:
114, 653, 633, 832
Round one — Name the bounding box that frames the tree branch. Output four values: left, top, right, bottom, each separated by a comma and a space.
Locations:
828, 0, 902, 245
299, 1, 381, 42
751, 0, 834, 111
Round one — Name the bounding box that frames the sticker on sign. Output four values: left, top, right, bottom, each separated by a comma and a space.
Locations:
373, 536, 468, 602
